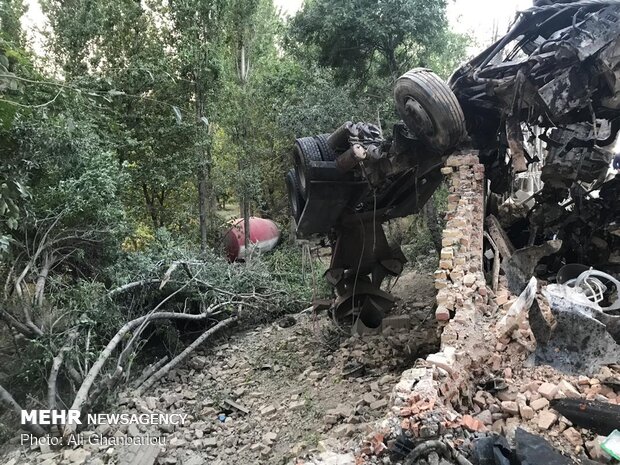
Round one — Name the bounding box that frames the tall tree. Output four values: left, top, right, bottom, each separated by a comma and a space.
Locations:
222, 0, 280, 255
290, 0, 449, 81
230, 0, 260, 253
167, 0, 228, 252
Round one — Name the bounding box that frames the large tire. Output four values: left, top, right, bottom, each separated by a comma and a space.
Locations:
293, 137, 322, 199
285, 169, 304, 222
314, 133, 338, 161
394, 68, 466, 153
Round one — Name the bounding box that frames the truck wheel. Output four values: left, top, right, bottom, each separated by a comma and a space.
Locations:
314, 133, 338, 161
285, 169, 304, 221
394, 68, 466, 153
293, 137, 322, 199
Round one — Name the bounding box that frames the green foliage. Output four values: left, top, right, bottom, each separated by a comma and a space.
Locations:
15, 110, 126, 228
0, 422, 10, 445
0, 0, 25, 44
423, 30, 472, 80
0, 178, 28, 252
263, 244, 329, 302
290, 0, 449, 80
107, 236, 322, 316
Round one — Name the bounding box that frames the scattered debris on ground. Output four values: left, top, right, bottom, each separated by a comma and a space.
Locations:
0, 273, 439, 465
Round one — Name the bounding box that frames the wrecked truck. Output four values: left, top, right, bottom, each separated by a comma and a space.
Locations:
286, 0, 620, 327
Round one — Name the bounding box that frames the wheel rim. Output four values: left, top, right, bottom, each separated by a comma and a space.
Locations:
405, 98, 434, 137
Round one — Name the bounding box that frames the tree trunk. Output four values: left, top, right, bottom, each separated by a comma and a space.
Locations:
198, 168, 209, 253
35, 252, 53, 308
157, 189, 166, 228
237, 43, 252, 262
386, 46, 399, 80
142, 184, 159, 229
195, 82, 212, 254
243, 196, 251, 261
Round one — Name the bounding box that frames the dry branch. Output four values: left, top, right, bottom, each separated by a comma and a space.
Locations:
136, 315, 237, 396
63, 308, 234, 437
107, 279, 161, 297
48, 330, 78, 410
0, 307, 36, 337
0, 383, 47, 436
133, 356, 170, 389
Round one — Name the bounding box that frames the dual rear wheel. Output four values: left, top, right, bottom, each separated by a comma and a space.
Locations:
288, 68, 466, 221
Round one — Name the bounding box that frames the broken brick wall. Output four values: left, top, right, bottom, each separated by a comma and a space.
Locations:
434, 152, 486, 323
364, 152, 495, 450
429, 151, 491, 407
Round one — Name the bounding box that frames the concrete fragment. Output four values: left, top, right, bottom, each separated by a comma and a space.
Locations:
369, 399, 388, 410
475, 409, 493, 425
538, 410, 558, 430
381, 315, 410, 332
463, 274, 476, 286
118, 445, 160, 465
557, 380, 581, 399
501, 401, 519, 416
260, 404, 276, 416
426, 347, 456, 374
530, 397, 549, 411
314, 451, 356, 465
203, 437, 217, 448
289, 400, 305, 411
520, 405, 535, 420
362, 393, 376, 405
435, 306, 451, 321
332, 424, 355, 438
64, 449, 92, 465
263, 432, 277, 446
562, 427, 583, 447
538, 382, 559, 400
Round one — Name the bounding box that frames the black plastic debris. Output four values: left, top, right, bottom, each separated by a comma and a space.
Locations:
551, 398, 620, 436
515, 428, 575, 465
472, 435, 511, 465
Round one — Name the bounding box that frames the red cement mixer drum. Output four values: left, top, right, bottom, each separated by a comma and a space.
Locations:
224, 217, 281, 262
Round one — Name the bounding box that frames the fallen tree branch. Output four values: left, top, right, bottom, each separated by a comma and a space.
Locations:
136, 315, 237, 396
48, 330, 78, 410
0, 307, 37, 337
107, 279, 161, 297
116, 283, 191, 371
0, 383, 47, 436
133, 356, 170, 389
88, 285, 194, 406
63, 308, 235, 437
